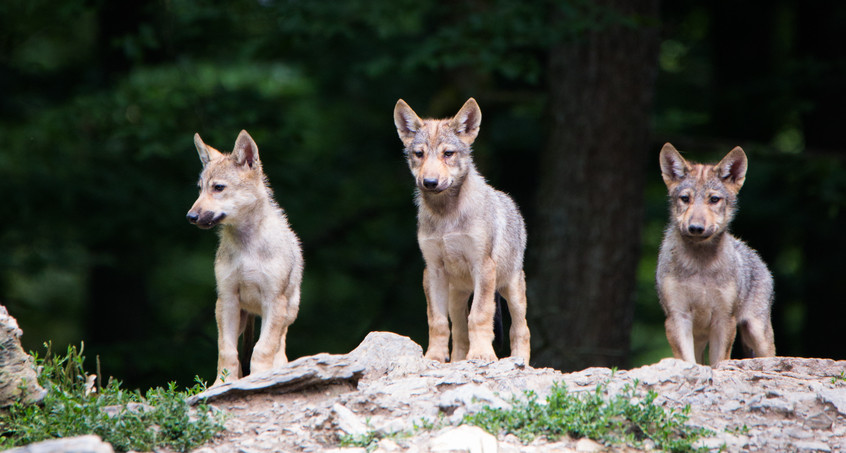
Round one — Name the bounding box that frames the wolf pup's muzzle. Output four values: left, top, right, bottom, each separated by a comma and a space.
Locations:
417, 177, 451, 193
186, 209, 226, 229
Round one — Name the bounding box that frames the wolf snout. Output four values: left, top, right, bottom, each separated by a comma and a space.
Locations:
187, 209, 225, 229
687, 224, 705, 235
422, 178, 439, 190
420, 177, 450, 192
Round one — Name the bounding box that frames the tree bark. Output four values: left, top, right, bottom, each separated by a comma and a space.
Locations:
528, 0, 660, 371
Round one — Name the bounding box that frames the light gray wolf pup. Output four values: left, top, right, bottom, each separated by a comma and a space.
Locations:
393, 97, 531, 363
657, 143, 775, 365
187, 130, 303, 385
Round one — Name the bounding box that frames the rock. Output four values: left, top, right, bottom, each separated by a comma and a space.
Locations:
438, 383, 510, 417
4, 435, 113, 453
428, 425, 498, 453
794, 440, 832, 452
188, 331, 425, 405
0, 305, 46, 407
374, 438, 402, 452
170, 332, 846, 453
187, 352, 365, 405
347, 331, 427, 379
574, 437, 604, 452
818, 386, 846, 417
332, 403, 369, 436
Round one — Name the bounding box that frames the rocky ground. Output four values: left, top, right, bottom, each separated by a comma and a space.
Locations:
8, 331, 846, 453
185, 332, 846, 453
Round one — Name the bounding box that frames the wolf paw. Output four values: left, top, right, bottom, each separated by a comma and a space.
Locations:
424, 348, 449, 363
466, 347, 497, 362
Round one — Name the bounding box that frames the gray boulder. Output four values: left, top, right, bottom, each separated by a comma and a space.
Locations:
0, 305, 46, 407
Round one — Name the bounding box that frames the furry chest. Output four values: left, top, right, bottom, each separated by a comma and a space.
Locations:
419, 232, 480, 284
215, 255, 274, 314
662, 275, 739, 327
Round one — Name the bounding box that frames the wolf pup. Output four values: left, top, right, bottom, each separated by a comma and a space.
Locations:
393, 98, 531, 363
187, 130, 303, 385
656, 143, 775, 365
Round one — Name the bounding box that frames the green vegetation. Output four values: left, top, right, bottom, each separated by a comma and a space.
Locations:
338, 431, 381, 449
0, 343, 224, 452
336, 378, 710, 452
463, 380, 711, 452
831, 371, 846, 385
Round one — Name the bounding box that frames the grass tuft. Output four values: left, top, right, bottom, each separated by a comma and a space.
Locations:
463, 378, 711, 452
0, 342, 224, 452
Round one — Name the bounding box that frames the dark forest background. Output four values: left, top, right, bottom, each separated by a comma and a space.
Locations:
1, 0, 844, 389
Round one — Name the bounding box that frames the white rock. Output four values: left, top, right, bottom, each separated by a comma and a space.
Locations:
794, 440, 832, 452
4, 435, 113, 453
574, 437, 603, 452
333, 403, 369, 436
428, 425, 498, 453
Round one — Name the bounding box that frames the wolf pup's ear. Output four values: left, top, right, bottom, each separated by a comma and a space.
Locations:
451, 98, 482, 146
659, 143, 688, 188
394, 99, 423, 148
716, 146, 747, 191
232, 130, 260, 169
194, 133, 223, 167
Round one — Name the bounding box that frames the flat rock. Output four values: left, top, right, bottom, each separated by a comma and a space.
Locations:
186, 352, 365, 405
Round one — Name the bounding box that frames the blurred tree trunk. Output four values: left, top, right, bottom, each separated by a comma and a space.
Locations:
528, 0, 660, 371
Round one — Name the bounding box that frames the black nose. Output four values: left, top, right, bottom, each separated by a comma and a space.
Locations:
688, 224, 705, 235
186, 212, 199, 224
422, 178, 439, 190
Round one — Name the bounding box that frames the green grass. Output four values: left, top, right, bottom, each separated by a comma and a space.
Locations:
831, 371, 846, 385
0, 343, 224, 452
463, 379, 711, 452
337, 377, 711, 452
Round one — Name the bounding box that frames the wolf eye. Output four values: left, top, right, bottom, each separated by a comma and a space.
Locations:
213, 184, 226, 192
443, 150, 455, 158
679, 195, 690, 203
413, 150, 424, 158
709, 195, 721, 204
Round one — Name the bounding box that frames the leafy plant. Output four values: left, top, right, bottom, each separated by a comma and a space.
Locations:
338, 431, 379, 450
463, 379, 711, 452
0, 343, 224, 452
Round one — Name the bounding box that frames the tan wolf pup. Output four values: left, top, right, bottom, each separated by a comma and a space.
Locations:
187, 130, 303, 385
393, 98, 531, 363
657, 143, 775, 365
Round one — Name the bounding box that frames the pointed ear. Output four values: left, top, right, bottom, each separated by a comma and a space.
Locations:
450, 98, 482, 145
232, 130, 260, 169
659, 143, 689, 188
716, 146, 747, 191
194, 133, 223, 167
394, 99, 423, 147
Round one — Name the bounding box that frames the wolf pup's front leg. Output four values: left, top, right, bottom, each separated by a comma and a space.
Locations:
422, 267, 451, 362
188, 130, 304, 386
214, 295, 242, 385
395, 98, 530, 364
